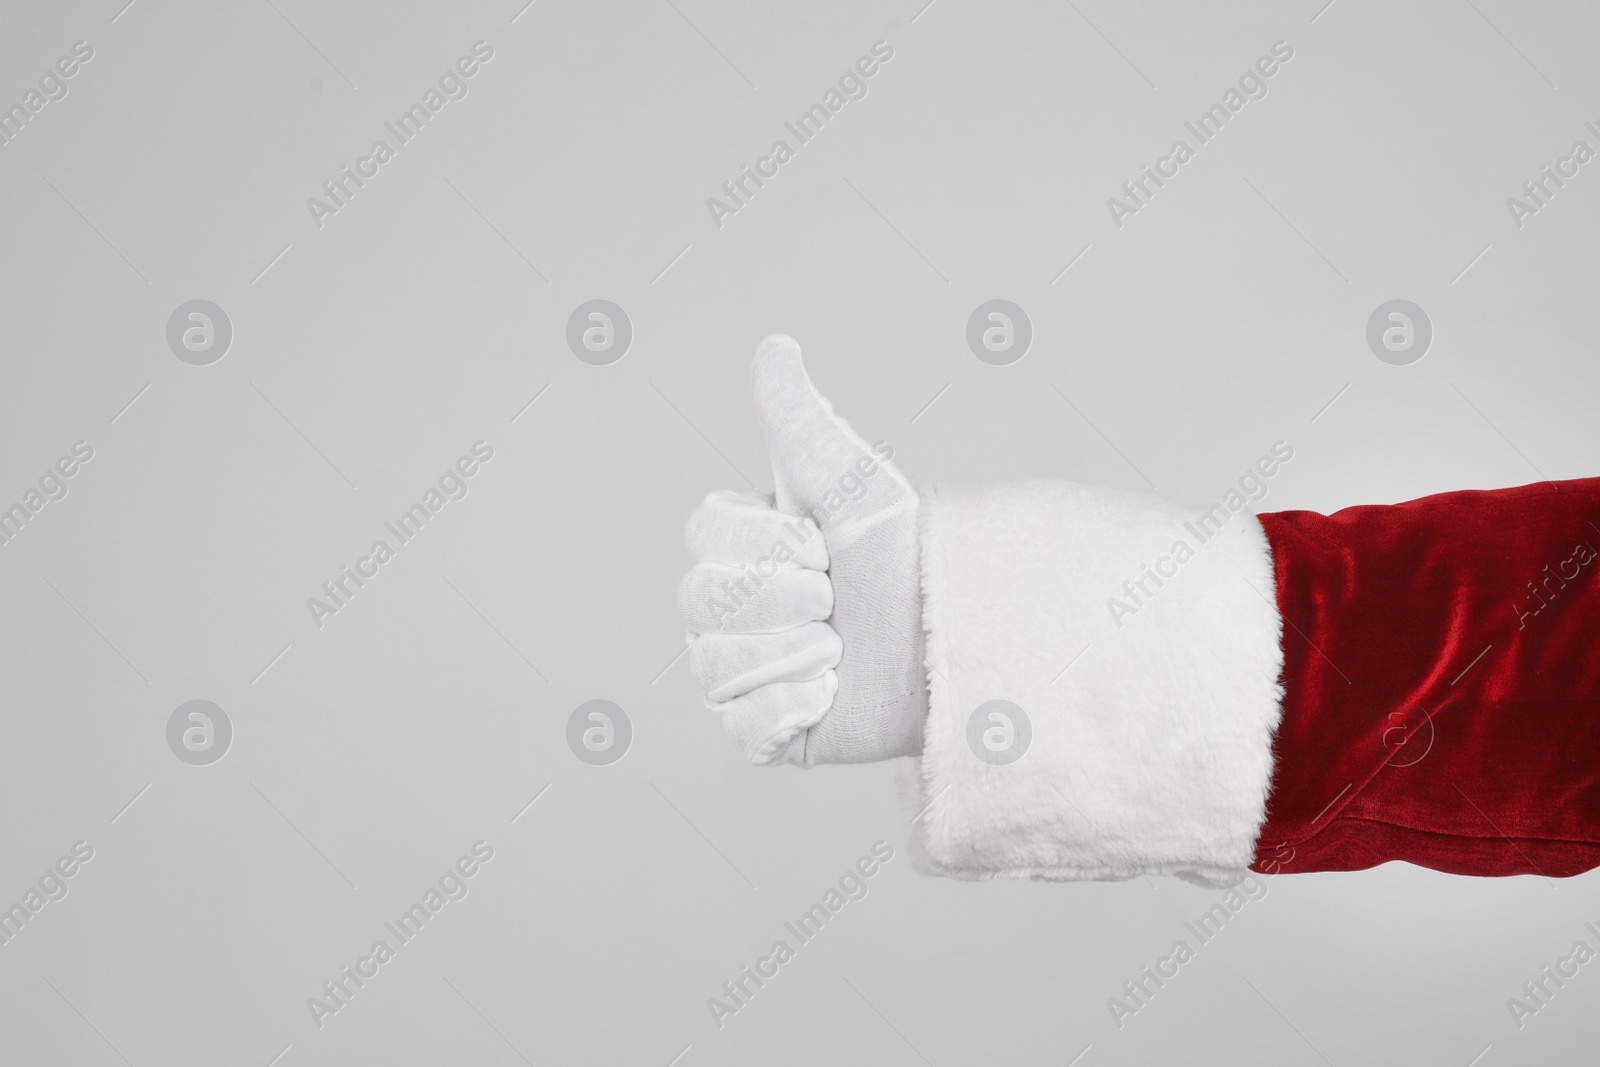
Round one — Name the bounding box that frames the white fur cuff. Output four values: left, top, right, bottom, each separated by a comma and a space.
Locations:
909, 481, 1285, 887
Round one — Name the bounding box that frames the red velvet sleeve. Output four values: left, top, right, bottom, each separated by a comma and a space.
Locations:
1250, 477, 1600, 877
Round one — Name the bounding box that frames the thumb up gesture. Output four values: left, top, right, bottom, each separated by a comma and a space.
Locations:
677, 336, 926, 765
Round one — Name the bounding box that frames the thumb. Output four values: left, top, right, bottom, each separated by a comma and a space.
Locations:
750, 335, 909, 523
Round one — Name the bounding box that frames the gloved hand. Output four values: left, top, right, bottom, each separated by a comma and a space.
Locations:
677, 336, 927, 765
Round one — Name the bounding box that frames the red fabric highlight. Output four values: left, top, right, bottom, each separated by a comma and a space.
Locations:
1251, 478, 1600, 877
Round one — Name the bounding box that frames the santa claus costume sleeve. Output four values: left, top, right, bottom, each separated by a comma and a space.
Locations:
907, 474, 1600, 885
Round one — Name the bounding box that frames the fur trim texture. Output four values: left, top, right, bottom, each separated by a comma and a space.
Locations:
910, 480, 1284, 886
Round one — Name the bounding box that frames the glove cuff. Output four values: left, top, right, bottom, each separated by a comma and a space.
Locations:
907, 479, 1285, 886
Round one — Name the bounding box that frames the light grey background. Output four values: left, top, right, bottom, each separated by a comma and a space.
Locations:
1, 0, 1597, 1064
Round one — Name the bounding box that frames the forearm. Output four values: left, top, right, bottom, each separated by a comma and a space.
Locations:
908, 476, 1600, 884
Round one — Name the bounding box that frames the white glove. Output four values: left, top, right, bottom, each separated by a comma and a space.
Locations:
677, 336, 927, 765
